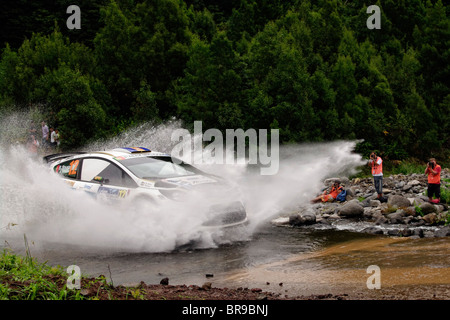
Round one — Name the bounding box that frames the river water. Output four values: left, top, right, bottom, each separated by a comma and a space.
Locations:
3, 221, 449, 299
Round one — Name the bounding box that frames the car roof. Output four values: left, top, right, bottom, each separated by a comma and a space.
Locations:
91, 147, 171, 160
47, 147, 171, 164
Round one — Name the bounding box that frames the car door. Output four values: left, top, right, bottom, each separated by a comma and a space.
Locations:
79, 158, 136, 201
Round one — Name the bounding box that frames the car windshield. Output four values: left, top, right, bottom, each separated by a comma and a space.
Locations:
120, 156, 197, 179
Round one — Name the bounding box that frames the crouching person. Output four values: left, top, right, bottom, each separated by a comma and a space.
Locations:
311, 180, 343, 203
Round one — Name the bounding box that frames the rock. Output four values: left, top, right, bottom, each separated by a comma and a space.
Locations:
387, 210, 405, 224
419, 202, 437, 215
271, 217, 290, 226
328, 213, 341, 220
403, 216, 414, 224
422, 213, 438, 224
346, 187, 356, 197
409, 198, 425, 206
413, 228, 424, 238
399, 228, 412, 237
402, 184, 412, 191
362, 227, 384, 235
160, 277, 169, 285
388, 195, 411, 208
438, 211, 448, 222
434, 226, 450, 237
387, 229, 400, 236
407, 180, 421, 186
435, 205, 445, 214
369, 199, 381, 207
403, 207, 417, 217
202, 282, 212, 290
338, 200, 364, 217
396, 181, 405, 189
289, 214, 302, 226
363, 207, 379, 219
301, 209, 316, 222
324, 177, 342, 186
289, 209, 316, 226
374, 215, 388, 225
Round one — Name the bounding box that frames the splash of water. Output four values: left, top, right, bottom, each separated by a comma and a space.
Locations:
0, 111, 365, 252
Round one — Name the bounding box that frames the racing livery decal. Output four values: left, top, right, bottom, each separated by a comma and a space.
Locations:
98, 186, 129, 199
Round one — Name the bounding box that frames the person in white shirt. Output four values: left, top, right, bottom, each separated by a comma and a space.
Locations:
50, 127, 57, 148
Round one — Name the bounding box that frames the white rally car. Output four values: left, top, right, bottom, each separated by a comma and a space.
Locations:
44, 147, 248, 229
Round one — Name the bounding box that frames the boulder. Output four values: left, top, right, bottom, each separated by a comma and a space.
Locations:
362, 227, 384, 235
289, 209, 316, 226
409, 198, 425, 206
338, 200, 364, 217
369, 199, 381, 207
387, 229, 400, 236
363, 207, 375, 219
407, 180, 421, 186
399, 228, 413, 237
374, 215, 388, 225
422, 213, 438, 224
419, 202, 437, 215
388, 195, 411, 208
396, 181, 405, 189
434, 226, 450, 237
387, 210, 405, 224
346, 187, 356, 197
300, 210, 317, 224
413, 228, 424, 238
402, 184, 412, 192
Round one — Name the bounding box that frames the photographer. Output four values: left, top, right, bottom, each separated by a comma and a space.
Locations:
311, 180, 343, 203
425, 158, 441, 204
368, 151, 385, 202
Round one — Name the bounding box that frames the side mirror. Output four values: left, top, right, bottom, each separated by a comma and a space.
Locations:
93, 176, 105, 184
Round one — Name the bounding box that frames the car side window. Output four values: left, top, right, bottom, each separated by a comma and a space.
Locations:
54, 159, 80, 179
80, 158, 136, 187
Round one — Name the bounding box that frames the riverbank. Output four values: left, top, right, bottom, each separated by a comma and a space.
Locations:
2, 247, 448, 301
0, 249, 354, 300
281, 170, 450, 238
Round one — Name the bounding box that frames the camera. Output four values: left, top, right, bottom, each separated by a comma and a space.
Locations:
428, 161, 435, 169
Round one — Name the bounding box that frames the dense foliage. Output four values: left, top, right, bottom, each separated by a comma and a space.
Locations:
0, 0, 448, 162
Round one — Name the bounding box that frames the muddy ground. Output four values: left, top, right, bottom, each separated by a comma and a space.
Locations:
5, 273, 447, 300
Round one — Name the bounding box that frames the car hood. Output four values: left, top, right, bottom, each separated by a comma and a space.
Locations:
160, 175, 219, 189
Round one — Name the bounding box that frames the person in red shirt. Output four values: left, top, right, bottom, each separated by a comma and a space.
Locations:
311, 180, 343, 203
425, 158, 441, 203
368, 151, 384, 201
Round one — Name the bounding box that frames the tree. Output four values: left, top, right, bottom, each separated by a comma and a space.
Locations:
176, 32, 245, 130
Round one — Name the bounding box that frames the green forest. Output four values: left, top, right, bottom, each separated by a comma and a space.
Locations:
0, 0, 449, 163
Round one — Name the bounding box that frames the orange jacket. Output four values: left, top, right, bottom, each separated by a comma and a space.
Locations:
328, 186, 343, 199
426, 164, 441, 184
370, 156, 383, 176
